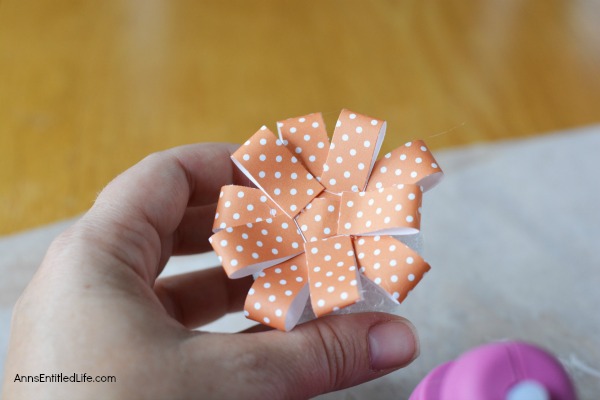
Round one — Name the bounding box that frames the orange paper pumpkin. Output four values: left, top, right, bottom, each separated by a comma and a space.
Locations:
209, 109, 443, 331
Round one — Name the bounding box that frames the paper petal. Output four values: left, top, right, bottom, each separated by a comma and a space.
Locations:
295, 197, 340, 243
305, 236, 363, 316
353, 235, 430, 303
366, 140, 443, 192
277, 113, 330, 178
213, 185, 278, 232
320, 109, 386, 193
244, 253, 309, 331
232, 127, 324, 218
337, 185, 422, 236
210, 215, 303, 279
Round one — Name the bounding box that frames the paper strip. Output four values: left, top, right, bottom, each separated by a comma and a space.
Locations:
305, 236, 363, 316
353, 235, 430, 303
213, 185, 278, 232
210, 215, 304, 279
244, 253, 310, 331
295, 197, 340, 243
337, 185, 422, 236
277, 113, 330, 178
320, 109, 386, 193
366, 140, 443, 192
232, 127, 324, 218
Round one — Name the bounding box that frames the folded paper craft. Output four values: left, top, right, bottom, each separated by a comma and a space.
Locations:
209, 109, 443, 331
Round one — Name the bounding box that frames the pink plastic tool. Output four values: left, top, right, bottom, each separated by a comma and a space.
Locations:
410, 341, 576, 400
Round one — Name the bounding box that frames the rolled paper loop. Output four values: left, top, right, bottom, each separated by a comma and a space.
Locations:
210, 215, 304, 279
277, 112, 330, 178
320, 109, 386, 194
295, 197, 341, 242
213, 185, 278, 232
366, 140, 444, 192
305, 236, 363, 316
337, 184, 423, 236
232, 127, 324, 218
244, 253, 310, 331
353, 235, 430, 303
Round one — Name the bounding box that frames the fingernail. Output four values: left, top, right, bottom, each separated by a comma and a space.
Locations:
368, 320, 419, 370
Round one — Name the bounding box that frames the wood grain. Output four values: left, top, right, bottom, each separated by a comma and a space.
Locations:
1, 0, 599, 235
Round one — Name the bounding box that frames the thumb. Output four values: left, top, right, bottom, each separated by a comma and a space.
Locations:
190, 313, 419, 399
279, 313, 419, 398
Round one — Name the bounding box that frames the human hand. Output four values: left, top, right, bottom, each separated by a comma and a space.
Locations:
2, 144, 419, 399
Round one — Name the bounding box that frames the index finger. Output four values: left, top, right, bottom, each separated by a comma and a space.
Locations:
86, 143, 249, 281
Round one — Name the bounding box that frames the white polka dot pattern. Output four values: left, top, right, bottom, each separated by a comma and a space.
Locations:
244, 253, 309, 331
320, 109, 385, 193
209, 109, 443, 331
353, 236, 430, 303
337, 184, 422, 236
277, 113, 330, 178
232, 127, 324, 218
305, 236, 362, 316
366, 140, 443, 192
210, 215, 304, 279
212, 185, 278, 231
295, 197, 340, 242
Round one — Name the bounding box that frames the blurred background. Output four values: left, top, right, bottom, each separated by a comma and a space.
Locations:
1, 0, 599, 235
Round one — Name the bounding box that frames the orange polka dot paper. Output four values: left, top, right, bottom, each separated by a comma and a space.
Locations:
210, 109, 443, 331
305, 236, 363, 317
244, 253, 310, 331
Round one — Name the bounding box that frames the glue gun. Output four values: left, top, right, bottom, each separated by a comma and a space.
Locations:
409, 341, 576, 400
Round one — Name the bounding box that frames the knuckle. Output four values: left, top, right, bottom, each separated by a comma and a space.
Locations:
214, 338, 286, 399
309, 319, 358, 390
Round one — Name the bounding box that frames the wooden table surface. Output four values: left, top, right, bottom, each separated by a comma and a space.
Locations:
1, 0, 599, 235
